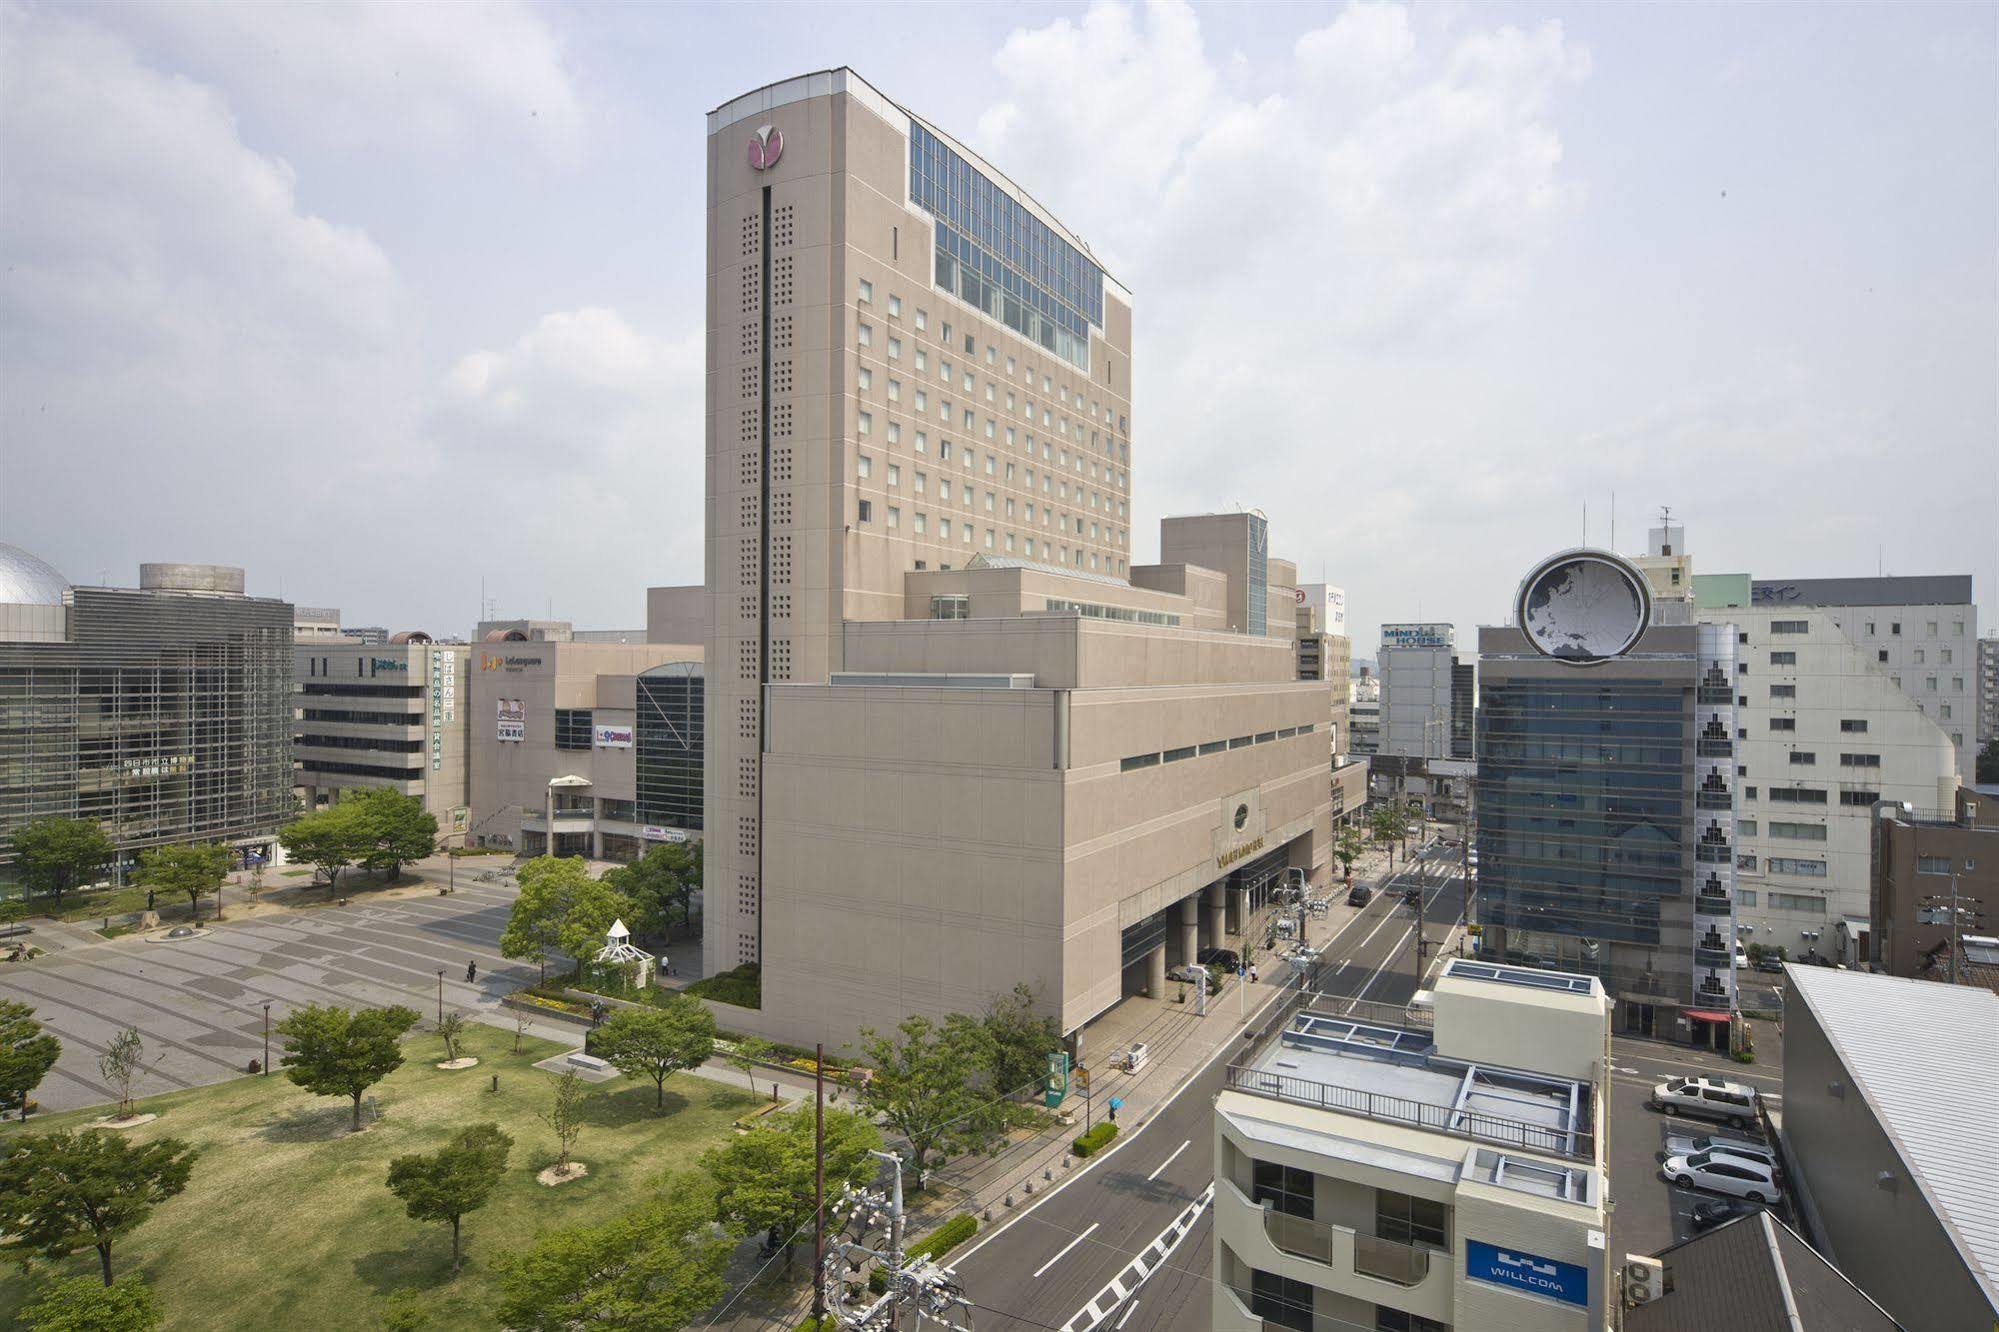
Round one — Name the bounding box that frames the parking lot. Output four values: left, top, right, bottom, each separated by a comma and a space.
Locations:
1605, 1023, 1788, 1260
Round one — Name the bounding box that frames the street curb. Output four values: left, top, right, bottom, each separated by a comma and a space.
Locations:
949, 898, 1384, 1269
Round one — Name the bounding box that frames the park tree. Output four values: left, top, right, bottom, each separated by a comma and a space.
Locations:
0, 1129, 197, 1286
385, 1122, 512, 1273
278, 803, 370, 892
20, 1274, 163, 1331
2, 999, 62, 1121
434, 1011, 467, 1064
499, 857, 633, 985
853, 1014, 1008, 1177
134, 843, 231, 922
979, 983, 1061, 1097
722, 1035, 774, 1094
702, 1105, 880, 1263
494, 1173, 732, 1331
592, 998, 715, 1112
1979, 738, 1999, 785
97, 1027, 153, 1119
1334, 825, 1368, 882
276, 1002, 421, 1132
347, 788, 439, 882
10, 817, 113, 912
537, 1069, 587, 1177
603, 841, 701, 942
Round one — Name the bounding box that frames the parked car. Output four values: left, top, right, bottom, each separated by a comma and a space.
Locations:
1754, 956, 1785, 974
1734, 947, 1749, 969
1402, 886, 1423, 908
1166, 963, 1208, 986
1664, 1134, 1777, 1171
1651, 1076, 1760, 1128
1347, 884, 1373, 907
1689, 1197, 1765, 1232
1664, 1150, 1778, 1203
1198, 947, 1241, 971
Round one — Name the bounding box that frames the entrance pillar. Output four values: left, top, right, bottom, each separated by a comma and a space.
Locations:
1203, 884, 1226, 945
1178, 896, 1199, 964
1147, 943, 1167, 998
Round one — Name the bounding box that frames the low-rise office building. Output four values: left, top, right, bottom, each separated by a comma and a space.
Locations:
1780, 966, 1999, 1329
1870, 787, 1995, 980
1, 547, 293, 885
464, 588, 704, 861
1380, 623, 1464, 760
295, 635, 470, 829
1213, 959, 1612, 1331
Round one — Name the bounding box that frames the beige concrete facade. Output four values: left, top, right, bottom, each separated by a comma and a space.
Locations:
466, 641, 701, 861
705, 69, 1135, 977
295, 639, 469, 826
761, 616, 1330, 1044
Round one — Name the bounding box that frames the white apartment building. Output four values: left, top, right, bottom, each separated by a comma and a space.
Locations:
1697, 599, 1959, 963
1979, 636, 1998, 748
1214, 959, 1612, 1331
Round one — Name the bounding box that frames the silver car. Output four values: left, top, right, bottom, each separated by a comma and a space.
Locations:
1664, 1134, 1777, 1171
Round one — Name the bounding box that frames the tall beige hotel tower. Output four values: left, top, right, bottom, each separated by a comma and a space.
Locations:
706, 71, 1331, 1052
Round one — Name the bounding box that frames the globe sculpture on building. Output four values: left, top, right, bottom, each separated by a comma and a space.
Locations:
1514, 550, 1651, 665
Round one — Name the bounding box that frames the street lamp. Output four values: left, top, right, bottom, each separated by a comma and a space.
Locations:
262, 1001, 272, 1076
437, 969, 445, 1025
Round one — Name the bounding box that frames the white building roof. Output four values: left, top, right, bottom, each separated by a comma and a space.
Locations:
1786, 966, 1999, 1306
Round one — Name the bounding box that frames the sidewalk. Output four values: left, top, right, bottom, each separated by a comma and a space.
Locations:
716, 847, 1411, 1328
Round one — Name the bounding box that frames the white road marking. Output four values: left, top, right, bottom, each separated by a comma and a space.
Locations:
1146, 1140, 1190, 1182
1115, 1301, 1139, 1329
1033, 1222, 1100, 1278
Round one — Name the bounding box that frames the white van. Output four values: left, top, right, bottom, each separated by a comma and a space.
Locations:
1651, 1075, 1759, 1129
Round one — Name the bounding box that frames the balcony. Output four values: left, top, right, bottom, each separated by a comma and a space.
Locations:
1696, 789, 1734, 810
1695, 935, 1731, 960
1695, 843, 1733, 865
1697, 685, 1735, 704
1262, 1207, 1438, 1288
1696, 738, 1734, 758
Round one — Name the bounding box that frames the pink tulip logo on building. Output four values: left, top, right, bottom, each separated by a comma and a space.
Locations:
748, 125, 784, 171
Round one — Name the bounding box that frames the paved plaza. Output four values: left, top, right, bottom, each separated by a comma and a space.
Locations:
1, 879, 542, 1113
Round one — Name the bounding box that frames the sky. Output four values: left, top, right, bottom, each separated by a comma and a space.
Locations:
2, 0, 1994, 659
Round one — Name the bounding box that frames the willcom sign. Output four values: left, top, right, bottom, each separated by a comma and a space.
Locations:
1464, 1240, 1587, 1307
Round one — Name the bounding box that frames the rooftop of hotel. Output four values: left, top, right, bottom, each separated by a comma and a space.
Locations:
1227, 993, 1596, 1162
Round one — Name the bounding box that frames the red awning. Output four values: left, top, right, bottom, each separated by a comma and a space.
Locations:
1682, 1009, 1733, 1023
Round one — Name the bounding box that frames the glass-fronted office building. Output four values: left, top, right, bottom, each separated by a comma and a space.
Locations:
1, 548, 294, 889
1475, 552, 1739, 1042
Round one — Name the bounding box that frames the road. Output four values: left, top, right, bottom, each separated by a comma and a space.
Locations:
949, 848, 1465, 1332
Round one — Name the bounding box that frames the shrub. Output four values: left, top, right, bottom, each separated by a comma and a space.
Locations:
685, 963, 761, 1008
1071, 1121, 1120, 1158
1731, 1050, 1755, 1064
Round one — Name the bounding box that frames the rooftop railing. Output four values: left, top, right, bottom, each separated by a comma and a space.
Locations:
1223, 1062, 1594, 1161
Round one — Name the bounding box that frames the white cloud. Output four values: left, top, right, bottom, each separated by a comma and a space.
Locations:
117, 0, 581, 154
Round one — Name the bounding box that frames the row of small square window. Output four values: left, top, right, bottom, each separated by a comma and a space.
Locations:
852, 332, 1129, 478
1765, 647, 1967, 687
1743, 785, 1882, 806
852, 500, 1125, 574
857, 456, 1124, 547
856, 281, 1127, 438
853, 421, 1126, 518
1119, 725, 1318, 772
1766, 618, 1969, 637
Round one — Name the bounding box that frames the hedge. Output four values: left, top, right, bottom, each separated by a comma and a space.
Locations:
867, 1213, 980, 1293
1071, 1121, 1120, 1158
685, 962, 761, 1008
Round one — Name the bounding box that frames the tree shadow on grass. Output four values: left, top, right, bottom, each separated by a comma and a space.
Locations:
259, 1102, 368, 1144
349, 1239, 455, 1298
589, 1081, 692, 1126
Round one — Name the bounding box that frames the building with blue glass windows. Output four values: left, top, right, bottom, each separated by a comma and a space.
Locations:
1475, 549, 1740, 1044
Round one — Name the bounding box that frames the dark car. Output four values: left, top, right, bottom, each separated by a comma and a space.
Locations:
1402, 887, 1423, 908
1197, 947, 1241, 971
1347, 884, 1373, 907
1690, 1197, 1764, 1232
1754, 956, 1785, 974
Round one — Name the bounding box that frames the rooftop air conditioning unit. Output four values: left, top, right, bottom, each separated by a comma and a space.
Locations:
1623, 1255, 1665, 1306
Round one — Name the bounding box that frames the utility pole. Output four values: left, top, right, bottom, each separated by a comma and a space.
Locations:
818, 1151, 974, 1330
814, 1042, 827, 1322
1921, 869, 1986, 985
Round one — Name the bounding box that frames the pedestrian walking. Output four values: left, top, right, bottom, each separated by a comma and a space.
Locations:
466, 959, 478, 983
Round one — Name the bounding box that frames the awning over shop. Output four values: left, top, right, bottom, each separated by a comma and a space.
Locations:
1682, 1009, 1733, 1024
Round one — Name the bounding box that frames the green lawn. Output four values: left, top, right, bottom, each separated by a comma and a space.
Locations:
0, 1023, 758, 1330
